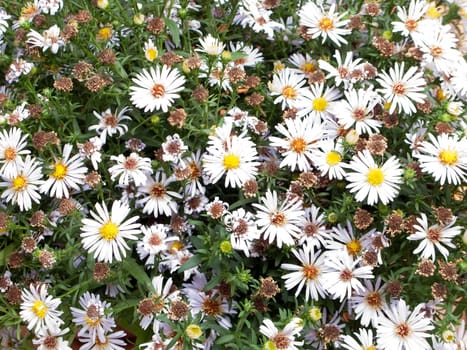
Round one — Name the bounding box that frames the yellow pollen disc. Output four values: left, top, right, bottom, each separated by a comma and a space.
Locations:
301, 62, 316, 74
319, 17, 334, 31
367, 168, 384, 186
97, 27, 112, 41
290, 138, 307, 153
281, 86, 297, 99
146, 47, 158, 62
426, 5, 443, 19
346, 239, 362, 256
326, 151, 342, 166
32, 300, 47, 319
312, 96, 328, 112
13, 175, 27, 191
99, 221, 119, 241
439, 149, 458, 166
223, 154, 240, 170
52, 162, 68, 180
366, 346, 377, 350
85, 315, 101, 327
4, 147, 16, 161
169, 241, 184, 253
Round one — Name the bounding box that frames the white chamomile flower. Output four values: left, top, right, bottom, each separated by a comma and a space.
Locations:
260, 318, 304, 350
144, 38, 158, 62
0, 155, 43, 211
269, 67, 308, 110
344, 150, 403, 206
297, 82, 341, 119
0, 127, 30, 178
20, 284, 64, 334
414, 133, 467, 185
26, 25, 64, 54
89, 107, 131, 144
108, 153, 153, 187
196, 33, 225, 56
129, 65, 186, 113
80, 200, 142, 263
312, 139, 346, 180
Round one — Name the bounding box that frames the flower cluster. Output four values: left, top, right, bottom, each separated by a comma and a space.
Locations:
0, 0, 466, 349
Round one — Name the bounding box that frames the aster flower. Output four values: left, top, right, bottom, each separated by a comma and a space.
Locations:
129, 65, 186, 113
234, 0, 284, 40
229, 41, 263, 68
281, 245, 328, 301
78, 330, 127, 350
333, 88, 382, 135
350, 277, 388, 328
162, 134, 187, 164
80, 200, 141, 263
40, 143, 87, 199
269, 116, 323, 172
288, 52, 318, 78
137, 171, 182, 217
196, 33, 225, 56
322, 251, 374, 302
26, 25, 64, 54
137, 224, 178, 268
312, 139, 346, 180
0, 155, 43, 211
32, 327, 72, 350
297, 82, 341, 119
324, 220, 364, 257
407, 213, 462, 261
224, 208, 259, 257
89, 107, 131, 144
341, 328, 377, 350
20, 284, 64, 334
376, 62, 426, 115
297, 204, 329, 248
260, 319, 304, 350
108, 152, 153, 187
392, 0, 430, 45
144, 38, 158, 62
298, 2, 351, 47
414, 133, 467, 185
377, 299, 434, 350
319, 51, 364, 88
38, 0, 63, 15
268, 67, 308, 110
253, 189, 305, 248
70, 292, 115, 343
344, 150, 403, 206
0, 127, 30, 178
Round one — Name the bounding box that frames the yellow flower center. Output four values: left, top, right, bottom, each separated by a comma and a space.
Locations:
264, 340, 277, 350
312, 96, 328, 112
223, 154, 240, 170
301, 62, 316, 74
302, 264, 319, 280
85, 316, 101, 327
326, 151, 342, 166
99, 221, 119, 241
169, 241, 184, 254
346, 239, 362, 256
186, 324, 203, 339
4, 147, 17, 161
426, 5, 443, 19
145, 47, 158, 62
32, 300, 47, 319
97, 27, 112, 41
281, 86, 296, 99
439, 149, 458, 166
365, 346, 377, 350
318, 17, 334, 31
52, 162, 68, 180
290, 138, 307, 153
151, 83, 166, 98
367, 168, 384, 186
12, 175, 27, 191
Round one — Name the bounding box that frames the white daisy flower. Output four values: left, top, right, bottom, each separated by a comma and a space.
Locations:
38, 0, 63, 15
298, 2, 351, 47
40, 143, 87, 199
312, 139, 346, 180
344, 150, 403, 206
20, 284, 64, 334
268, 67, 308, 110
0, 155, 43, 211
162, 133, 187, 164
0, 127, 30, 178
80, 200, 141, 263
281, 244, 328, 302
203, 124, 260, 188
78, 330, 127, 350
224, 208, 259, 257
70, 292, 115, 343
449, 60, 467, 99
319, 51, 364, 88
349, 277, 388, 328
288, 52, 318, 78
269, 116, 323, 172
32, 327, 72, 350
297, 204, 329, 248
322, 251, 374, 302
89, 107, 131, 144
325, 220, 364, 257
137, 171, 182, 217
341, 328, 377, 350
407, 213, 462, 261
297, 82, 341, 119
77, 136, 103, 171
376, 62, 426, 115
334, 88, 382, 135
392, 0, 430, 45
229, 41, 263, 68
253, 189, 305, 248
0, 8, 11, 43
234, 0, 284, 40
137, 224, 178, 267
144, 38, 158, 62
26, 25, 64, 54
129, 65, 186, 113
414, 133, 467, 185
260, 318, 304, 350
180, 150, 205, 198
196, 33, 225, 56
376, 299, 434, 350
108, 152, 153, 187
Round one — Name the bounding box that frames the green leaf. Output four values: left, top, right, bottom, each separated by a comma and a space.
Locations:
178, 254, 202, 272
216, 334, 236, 345
165, 18, 181, 47
123, 258, 152, 290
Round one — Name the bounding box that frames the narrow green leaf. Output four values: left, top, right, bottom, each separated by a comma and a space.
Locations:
123, 258, 152, 289
178, 254, 202, 272
165, 18, 181, 48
